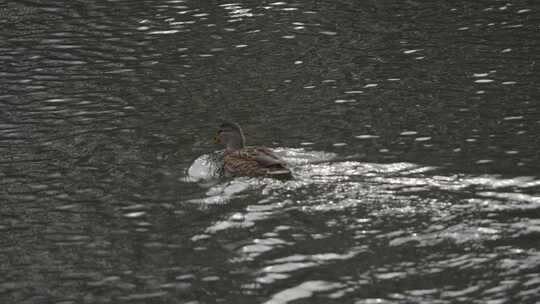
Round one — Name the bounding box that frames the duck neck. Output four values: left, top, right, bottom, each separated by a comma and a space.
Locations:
226, 135, 245, 151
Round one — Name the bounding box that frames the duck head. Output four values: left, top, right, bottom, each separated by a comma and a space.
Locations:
212, 122, 246, 151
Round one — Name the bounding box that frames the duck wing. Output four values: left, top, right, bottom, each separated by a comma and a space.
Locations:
246, 147, 287, 167
223, 147, 292, 179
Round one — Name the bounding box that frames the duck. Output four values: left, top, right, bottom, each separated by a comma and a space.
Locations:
212, 122, 292, 179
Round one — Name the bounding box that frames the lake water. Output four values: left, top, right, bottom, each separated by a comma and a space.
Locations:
1, 0, 540, 303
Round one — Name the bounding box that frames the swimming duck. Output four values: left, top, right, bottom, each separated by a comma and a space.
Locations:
212, 122, 292, 179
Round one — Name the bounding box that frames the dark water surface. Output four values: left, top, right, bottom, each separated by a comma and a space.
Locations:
2, 0, 540, 303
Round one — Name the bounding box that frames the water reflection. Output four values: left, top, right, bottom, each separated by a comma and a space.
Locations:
182, 148, 540, 302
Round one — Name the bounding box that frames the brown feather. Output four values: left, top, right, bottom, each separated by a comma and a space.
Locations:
214, 122, 292, 179
223, 147, 292, 179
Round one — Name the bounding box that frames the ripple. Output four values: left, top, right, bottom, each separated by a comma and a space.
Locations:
355, 134, 379, 139
475, 79, 495, 83
400, 131, 418, 136
403, 49, 422, 54
242, 237, 289, 254
264, 281, 342, 304
123, 211, 146, 218
118, 292, 167, 301
334, 99, 356, 104
319, 30, 337, 36
476, 159, 493, 164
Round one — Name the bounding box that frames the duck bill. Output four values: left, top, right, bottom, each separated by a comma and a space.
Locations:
212, 135, 221, 144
